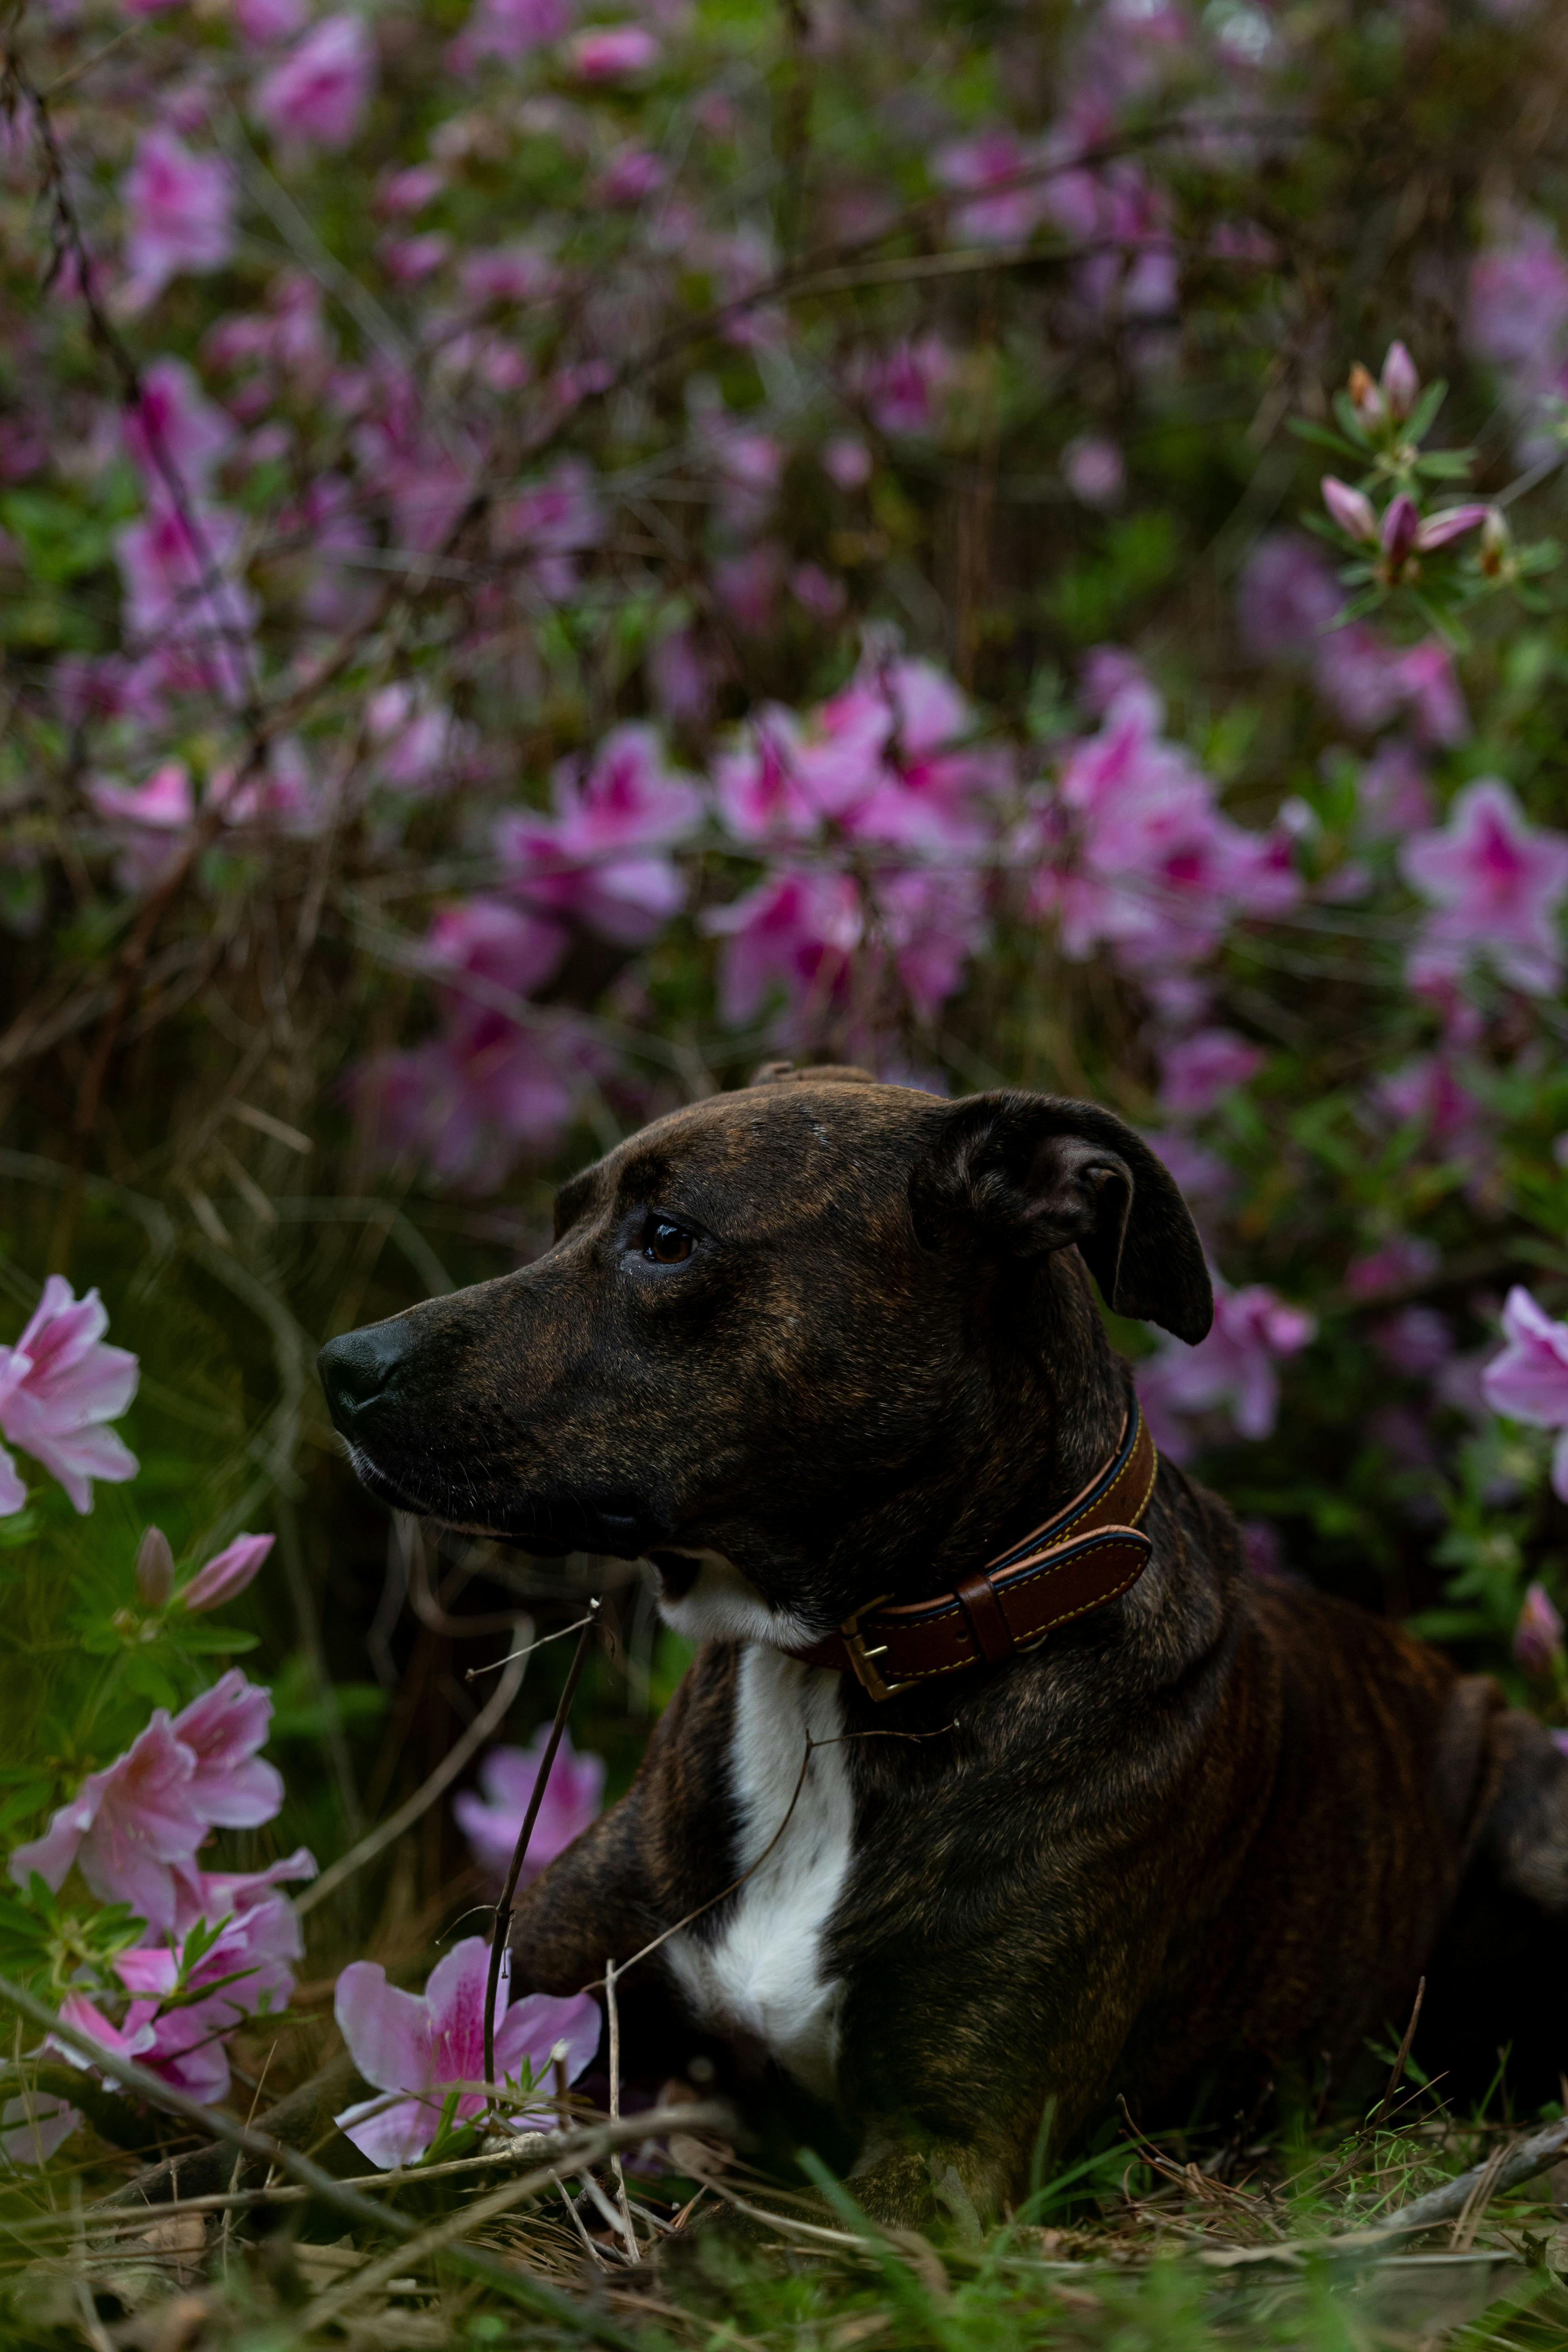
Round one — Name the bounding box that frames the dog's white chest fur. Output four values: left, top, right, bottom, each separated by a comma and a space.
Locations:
665, 1643, 853, 2102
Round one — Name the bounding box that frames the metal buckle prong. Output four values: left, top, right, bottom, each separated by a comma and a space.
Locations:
839, 1595, 896, 1701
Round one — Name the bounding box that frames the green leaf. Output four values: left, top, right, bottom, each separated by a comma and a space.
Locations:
171, 1624, 260, 1655
1287, 417, 1360, 459
1404, 378, 1448, 443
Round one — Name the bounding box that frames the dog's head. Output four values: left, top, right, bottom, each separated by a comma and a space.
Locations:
319, 1071, 1210, 1640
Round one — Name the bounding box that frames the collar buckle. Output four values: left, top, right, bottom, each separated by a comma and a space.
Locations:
839, 1593, 895, 1700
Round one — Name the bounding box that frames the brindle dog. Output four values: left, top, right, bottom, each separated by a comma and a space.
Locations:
318, 1066, 1568, 2228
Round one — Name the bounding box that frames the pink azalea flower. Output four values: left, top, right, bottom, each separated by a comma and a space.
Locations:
453, 1727, 605, 1888
695, 412, 784, 536
461, 244, 560, 306
713, 542, 784, 634
87, 761, 197, 891
1, 1992, 168, 2164
703, 868, 862, 1028
568, 23, 658, 78
1237, 533, 1340, 661
1481, 1287, 1568, 1500
380, 233, 451, 285
1467, 219, 1568, 447
856, 336, 952, 436
366, 683, 469, 794
334, 1937, 601, 2168
790, 562, 846, 623
1355, 741, 1434, 839
1158, 1029, 1263, 1119
713, 710, 826, 845
1400, 778, 1568, 997
170, 1672, 284, 1829
114, 495, 257, 704
496, 726, 700, 947
876, 867, 988, 1018
427, 894, 569, 1006
235, 0, 308, 45
116, 1884, 306, 2101
492, 461, 602, 603
597, 147, 666, 207
0, 1277, 138, 1515
1029, 688, 1297, 975
649, 626, 721, 724
123, 358, 234, 494
179, 1531, 274, 1613
1138, 1128, 1234, 1215
253, 14, 377, 149
170, 1844, 318, 1938
450, 0, 570, 65
823, 436, 871, 490
1, 2089, 84, 2165
1344, 1234, 1440, 1300
376, 162, 446, 217
121, 132, 234, 309
1138, 1277, 1315, 1457
1062, 434, 1125, 508
1394, 639, 1468, 746
1513, 1580, 1565, 1680
87, 762, 196, 835
8, 1714, 206, 1933
934, 130, 1047, 245
1371, 1306, 1453, 1380
358, 1013, 602, 1187
1313, 622, 1407, 733
1374, 1052, 1494, 1181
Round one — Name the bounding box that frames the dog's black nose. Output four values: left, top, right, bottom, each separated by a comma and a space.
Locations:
318, 1322, 409, 1430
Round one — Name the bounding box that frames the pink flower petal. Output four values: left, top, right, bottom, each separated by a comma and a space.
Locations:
334, 1961, 434, 2098
495, 1990, 601, 2095
170, 1671, 283, 1827
0, 1443, 27, 1516
1, 2092, 81, 2164
335, 2089, 443, 2169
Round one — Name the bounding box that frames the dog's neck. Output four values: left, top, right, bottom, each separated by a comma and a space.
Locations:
666, 1256, 1134, 1633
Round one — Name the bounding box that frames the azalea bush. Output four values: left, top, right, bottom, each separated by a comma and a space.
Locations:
7, 0, 1568, 2330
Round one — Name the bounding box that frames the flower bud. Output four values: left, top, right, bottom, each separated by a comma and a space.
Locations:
1380, 340, 1419, 423
1380, 492, 1420, 564
1513, 1580, 1565, 1680
1414, 502, 1488, 552
1348, 362, 1383, 429
135, 1525, 175, 1609
1480, 504, 1510, 575
179, 1531, 275, 1614
1321, 475, 1378, 543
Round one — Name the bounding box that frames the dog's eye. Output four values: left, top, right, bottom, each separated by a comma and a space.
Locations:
640, 1216, 694, 1266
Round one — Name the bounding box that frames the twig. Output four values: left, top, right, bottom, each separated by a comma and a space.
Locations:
1449, 2135, 1512, 2251
603, 1958, 640, 2261
1370, 1977, 1426, 2134
483, 1601, 600, 2096
467, 1611, 599, 1680
296, 1622, 530, 1914
559, 2177, 608, 2266
579, 2164, 640, 2262
1193, 2114, 1568, 2269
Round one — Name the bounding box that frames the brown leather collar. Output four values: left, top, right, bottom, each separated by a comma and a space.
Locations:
783, 1402, 1158, 1700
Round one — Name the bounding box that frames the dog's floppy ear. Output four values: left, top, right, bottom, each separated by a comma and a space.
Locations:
909, 1091, 1213, 1343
